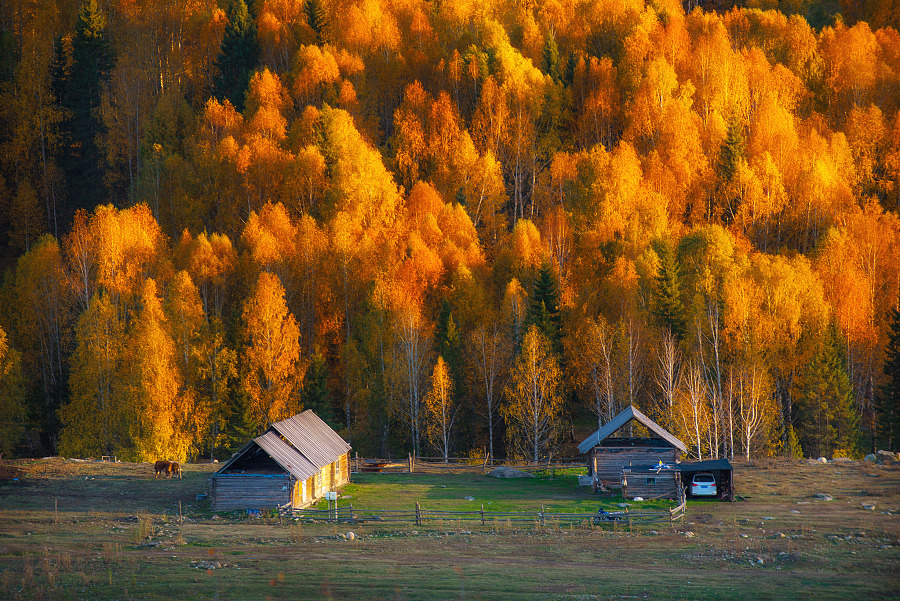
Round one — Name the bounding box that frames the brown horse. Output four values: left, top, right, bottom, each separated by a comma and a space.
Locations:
167, 461, 182, 479
154, 460, 172, 478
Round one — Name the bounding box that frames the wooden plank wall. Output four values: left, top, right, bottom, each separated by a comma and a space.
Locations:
622, 469, 679, 500
592, 447, 677, 482
211, 474, 293, 511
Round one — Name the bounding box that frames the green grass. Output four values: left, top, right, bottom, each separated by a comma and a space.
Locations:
316, 470, 674, 514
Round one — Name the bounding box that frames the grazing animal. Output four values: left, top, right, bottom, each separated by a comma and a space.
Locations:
168, 461, 182, 479
154, 460, 172, 478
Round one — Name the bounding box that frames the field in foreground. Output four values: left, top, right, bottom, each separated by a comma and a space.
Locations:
0, 457, 897, 600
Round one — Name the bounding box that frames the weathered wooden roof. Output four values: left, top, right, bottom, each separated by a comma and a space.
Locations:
255, 431, 320, 480
270, 410, 351, 468
215, 410, 350, 480
577, 405, 687, 454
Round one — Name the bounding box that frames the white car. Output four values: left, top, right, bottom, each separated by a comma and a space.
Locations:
690, 473, 717, 497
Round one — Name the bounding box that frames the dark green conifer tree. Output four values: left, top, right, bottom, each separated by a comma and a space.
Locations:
795, 326, 860, 458
301, 349, 337, 429
55, 0, 114, 221
879, 307, 900, 450
651, 240, 687, 342
527, 264, 563, 356
542, 31, 561, 84
717, 116, 745, 183
305, 0, 330, 45
212, 0, 260, 112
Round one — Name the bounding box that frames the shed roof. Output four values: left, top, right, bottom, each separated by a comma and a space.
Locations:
216, 410, 350, 479
577, 405, 687, 454
677, 458, 733, 473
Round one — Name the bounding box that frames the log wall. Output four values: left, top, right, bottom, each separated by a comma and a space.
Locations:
621, 468, 679, 500
591, 447, 677, 482
211, 474, 294, 511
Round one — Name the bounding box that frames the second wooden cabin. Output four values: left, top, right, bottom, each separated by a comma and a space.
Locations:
578, 405, 687, 495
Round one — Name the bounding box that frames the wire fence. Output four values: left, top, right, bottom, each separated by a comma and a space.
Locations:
282, 499, 686, 530
352, 454, 588, 474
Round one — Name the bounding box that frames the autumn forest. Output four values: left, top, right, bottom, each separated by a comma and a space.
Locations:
0, 0, 899, 464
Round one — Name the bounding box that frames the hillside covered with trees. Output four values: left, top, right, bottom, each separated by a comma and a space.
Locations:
1, 0, 899, 462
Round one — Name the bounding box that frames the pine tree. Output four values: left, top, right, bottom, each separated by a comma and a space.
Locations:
717, 116, 745, 183
879, 307, 900, 450
527, 264, 562, 356
542, 32, 561, 84
213, 0, 260, 113
56, 0, 114, 221
651, 240, 687, 342
301, 348, 336, 428
795, 326, 860, 458
305, 0, 329, 45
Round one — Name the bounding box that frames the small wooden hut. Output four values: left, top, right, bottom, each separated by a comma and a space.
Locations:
621, 465, 682, 500
578, 406, 687, 492
210, 410, 351, 511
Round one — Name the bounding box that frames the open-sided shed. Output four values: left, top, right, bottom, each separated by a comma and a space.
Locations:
578, 406, 687, 491
210, 410, 351, 511
679, 458, 734, 501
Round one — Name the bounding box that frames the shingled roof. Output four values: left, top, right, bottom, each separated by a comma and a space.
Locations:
217, 410, 351, 480
577, 405, 687, 454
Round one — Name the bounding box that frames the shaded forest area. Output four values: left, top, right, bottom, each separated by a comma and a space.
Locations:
1, 0, 900, 463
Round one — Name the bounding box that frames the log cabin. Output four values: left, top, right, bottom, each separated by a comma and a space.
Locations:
210, 410, 351, 511
578, 405, 687, 493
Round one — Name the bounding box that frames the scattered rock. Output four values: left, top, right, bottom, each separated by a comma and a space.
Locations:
633, 497, 644, 502
464, 496, 475, 501
775, 532, 786, 538
817, 457, 828, 463
865, 454, 877, 462
338, 533, 347, 539
791, 510, 800, 514
684, 531, 694, 538
487, 467, 535, 479
740, 533, 749, 538
813, 493, 833, 501
832, 457, 853, 463
346, 532, 356, 540
861, 502, 876, 511
756, 557, 764, 565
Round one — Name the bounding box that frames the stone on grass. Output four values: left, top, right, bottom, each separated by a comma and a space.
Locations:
684, 531, 695, 538
813, 493, 833, 501
861, 502, 876, 511
464, 496, 475, 501
865, 454, 877, 462
488, 467, 534, 479
346, 531, 356, 540
817, 457, 828, 463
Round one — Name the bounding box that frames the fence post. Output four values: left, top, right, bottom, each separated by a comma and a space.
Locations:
540, 505, 545, 528
415, 501, 421, 526
349, 504, 354, 523
482, 451, 489, 472
625, 506, 631, 531
355, 452, 359, 473
669, 507, 675, 533
408, 453, 413, 474
481, 504, 485, 526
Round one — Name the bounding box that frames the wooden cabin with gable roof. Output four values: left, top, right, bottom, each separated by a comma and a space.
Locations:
210, 410, 351, 511
578, 405, 687, 493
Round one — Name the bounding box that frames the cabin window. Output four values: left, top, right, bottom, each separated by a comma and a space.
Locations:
646, 477, 656, 485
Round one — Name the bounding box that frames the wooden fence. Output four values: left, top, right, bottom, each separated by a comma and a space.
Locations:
283, 499, 686, 530
352, 453, 587, 474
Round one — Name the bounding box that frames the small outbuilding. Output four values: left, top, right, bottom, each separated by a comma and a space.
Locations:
679, 458, 734, 501
210, 410, 351, 511
578, 405, 687, 492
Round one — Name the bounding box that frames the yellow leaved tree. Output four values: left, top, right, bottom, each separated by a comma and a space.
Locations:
242, 272, 305, 428
503, 325, 563, 461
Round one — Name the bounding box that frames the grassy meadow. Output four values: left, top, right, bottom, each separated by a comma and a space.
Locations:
0, 457, 897, 600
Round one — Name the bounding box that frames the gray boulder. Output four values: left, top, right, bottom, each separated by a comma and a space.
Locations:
488, 466, 535, 479
865, 454, 877, 462
813, 493, 833, 501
